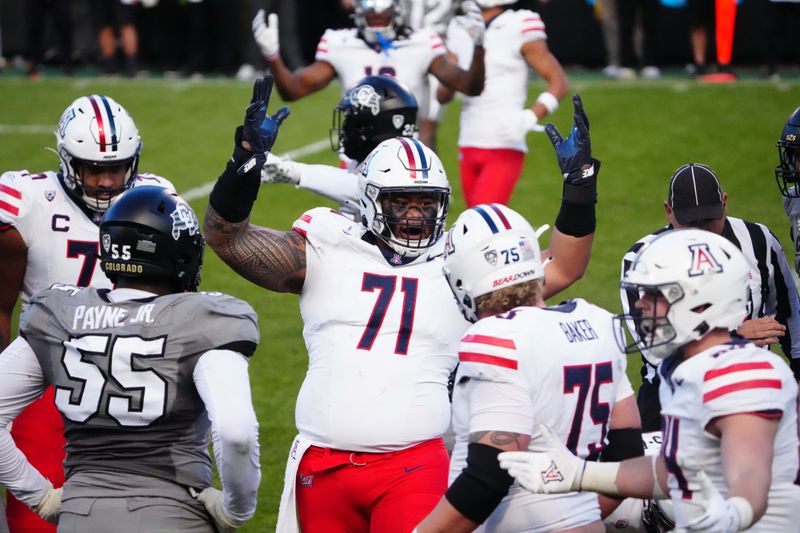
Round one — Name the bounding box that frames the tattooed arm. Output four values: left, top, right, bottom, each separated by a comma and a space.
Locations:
204, 205, 306, 294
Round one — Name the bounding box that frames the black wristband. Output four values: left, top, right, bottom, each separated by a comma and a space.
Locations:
563, 158, 600, 204
208, 129, 261, 223
600, 427, 644, 462
555, 198, 596, 237
444, 443, 513, 524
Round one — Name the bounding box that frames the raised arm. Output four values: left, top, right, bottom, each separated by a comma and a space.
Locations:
252, 10, 337, 101
205, 76, 305, 294
428, 1, 485, 96
0, 227, 26, 349
521, 39, 569, 123
540, 95, 598, 299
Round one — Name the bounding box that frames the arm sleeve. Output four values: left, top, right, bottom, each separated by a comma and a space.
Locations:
194, 349, 260, 523
765, 231, 800, 369
297, 164, 360, 207
464, 377, 534, 436
0, 337, 52, 507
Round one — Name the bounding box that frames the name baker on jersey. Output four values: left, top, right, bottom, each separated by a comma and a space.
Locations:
71, 303, 156, 330
559, 319, 599, 343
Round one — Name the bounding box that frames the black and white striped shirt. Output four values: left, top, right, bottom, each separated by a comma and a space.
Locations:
620, 217, 800, 382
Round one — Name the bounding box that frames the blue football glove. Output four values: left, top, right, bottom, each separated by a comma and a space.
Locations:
545, 94, 598, 185
238, 76, 291, 175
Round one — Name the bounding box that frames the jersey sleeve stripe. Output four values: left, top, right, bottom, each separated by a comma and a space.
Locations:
703, 379, 782, 402
432, 42, 444, 49
0, 184, 22, 200
459, 351, 518, 370
704, 361, 773, 381
0, 199, 19, 216
461, 333, 516, 349
317, 47, 329, 54
301, 214, 313, 223
292, 227, 308, 239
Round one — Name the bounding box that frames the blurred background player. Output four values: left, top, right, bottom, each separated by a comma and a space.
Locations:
261, 75, 419, 217
775, 105, 800, 276
500, 229, 800, 532
415, 204, 642, 532
251, 0, 485, 151
0, 186, 261, 532
440, 0, 569, 206
0, 95, 173, 532
204, 77, 597, 532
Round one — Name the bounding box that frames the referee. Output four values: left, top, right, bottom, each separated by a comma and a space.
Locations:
620, 163, 800, 431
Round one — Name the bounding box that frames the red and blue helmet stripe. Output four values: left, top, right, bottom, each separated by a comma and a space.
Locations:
397, 137, 429, 179
87, 95, 118, 153
472, 204, 512, 234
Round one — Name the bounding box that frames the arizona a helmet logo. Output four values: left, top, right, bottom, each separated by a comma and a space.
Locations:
687, 243, 723, 277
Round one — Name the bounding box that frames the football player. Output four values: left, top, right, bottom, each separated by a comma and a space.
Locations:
261, 75, 419, 217
0, 95, 173, 532
775, 105, 800, 276
251, 0, 486, 150
415, 204, 642, 532
499, 229, 800, 532
204, 77, 600, 532
0, 186, 261, 532
439, 0, 569, 206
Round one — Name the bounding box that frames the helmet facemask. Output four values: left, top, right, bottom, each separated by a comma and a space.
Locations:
61, 155, 140, 212
775, 144, 800, 198
354, 0, 400, 44
616, 282, 684, 360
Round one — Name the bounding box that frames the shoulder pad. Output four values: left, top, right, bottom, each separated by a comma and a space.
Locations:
131, 173, 176, 192
292, 207, 354, 245
0, 170, 56, 223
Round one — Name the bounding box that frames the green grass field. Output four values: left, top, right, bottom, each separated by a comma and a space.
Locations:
1, 75, 798, 530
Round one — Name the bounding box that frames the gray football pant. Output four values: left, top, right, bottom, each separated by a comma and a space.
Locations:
58, 496, 214, 533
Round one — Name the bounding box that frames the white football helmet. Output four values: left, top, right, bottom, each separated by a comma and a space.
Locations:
359, 137, 449, 258
55, 95, 142, 212
443, 204, 545, 322
617, 228, 750, 359
354, 0, 403, 44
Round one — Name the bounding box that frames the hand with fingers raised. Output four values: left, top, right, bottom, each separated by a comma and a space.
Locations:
545, 94, 599, 204
237, 76, 291, 176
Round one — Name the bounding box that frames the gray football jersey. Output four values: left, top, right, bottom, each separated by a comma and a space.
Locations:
783, 195, 800, 275
19, 285, 259, 489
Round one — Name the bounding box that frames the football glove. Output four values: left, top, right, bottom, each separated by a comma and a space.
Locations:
252, 9, 280, 60
454, 0, 485, 46
238, 76, 291, 176
679, 471, 752, 533
261, 155, 301, 185
545, 94, 598, 186
191, 487, 244, 533
498, 424, 585, 494
33, 484, 61, 524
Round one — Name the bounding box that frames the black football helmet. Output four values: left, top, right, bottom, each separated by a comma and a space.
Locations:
776, 105, 800, 197
330, 75, 418, 163
99, 186, 204, 292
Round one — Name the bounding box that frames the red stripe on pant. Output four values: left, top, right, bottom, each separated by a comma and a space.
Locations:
7, 387, 64, 533
458, 147, 526, 207
295, 438, 448, 532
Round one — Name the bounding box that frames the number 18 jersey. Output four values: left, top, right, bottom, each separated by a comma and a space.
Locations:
292, 208, 469, 452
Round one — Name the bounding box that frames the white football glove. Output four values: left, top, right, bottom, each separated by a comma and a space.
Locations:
261, 156, 301, 186
454, 0, 485, 46
498, 424, 585, 494
191, 487, 244, 533
678, 471, 752, 533
252, 9, 280, 60
33, 484, 61, 524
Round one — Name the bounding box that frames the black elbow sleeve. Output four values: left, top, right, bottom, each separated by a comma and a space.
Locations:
444, 443, 514, 524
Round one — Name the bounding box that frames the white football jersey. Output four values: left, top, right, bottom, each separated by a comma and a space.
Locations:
658, 340, 800, 530
315, 28, 446, 119
450, 299, 633, 532
0, 170, 175, 310
292, 208, 469, 452
447, 9, 546, 152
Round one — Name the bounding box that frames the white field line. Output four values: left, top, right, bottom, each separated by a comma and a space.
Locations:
181, 138, 330, 201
